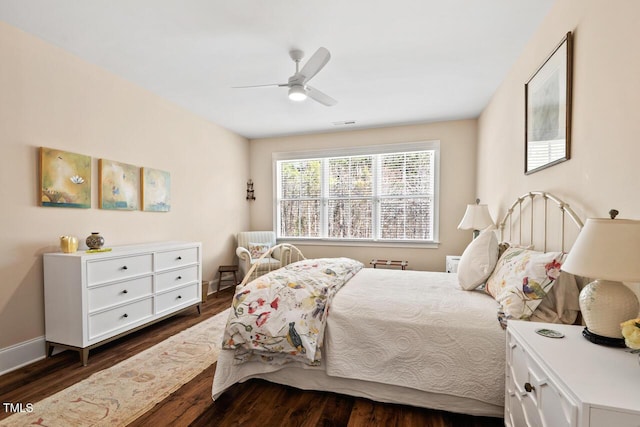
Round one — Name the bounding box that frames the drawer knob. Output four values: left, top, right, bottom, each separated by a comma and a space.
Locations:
122, 265, 128, 270
524, 382, 535, 393
177, 276, 182, 280
123, 313, 128, 318
122, 289, 128, 294
177, 295, 182, 299
177, 256, 182, 260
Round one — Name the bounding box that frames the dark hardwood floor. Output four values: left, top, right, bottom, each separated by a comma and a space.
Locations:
0, 286, 504, 427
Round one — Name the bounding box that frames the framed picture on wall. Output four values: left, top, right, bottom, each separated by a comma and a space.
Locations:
39, 147, 91, 208
525, 31, 573, 175
99, 159, 140, 210
141, 167, 171, 212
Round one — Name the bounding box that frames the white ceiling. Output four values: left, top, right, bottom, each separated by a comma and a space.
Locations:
0, 0, 555, 139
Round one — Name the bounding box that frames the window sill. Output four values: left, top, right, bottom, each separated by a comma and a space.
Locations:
277, 238, 440, 249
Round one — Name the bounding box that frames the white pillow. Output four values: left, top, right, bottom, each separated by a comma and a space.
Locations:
457, 228, 499, 290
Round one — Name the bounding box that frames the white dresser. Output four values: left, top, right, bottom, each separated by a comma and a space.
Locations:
43, 241, 202, 365
505, 320, 640, 427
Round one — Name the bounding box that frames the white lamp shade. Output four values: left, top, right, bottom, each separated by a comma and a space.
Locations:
562, 218, 640, 282
457, 204, 494, 231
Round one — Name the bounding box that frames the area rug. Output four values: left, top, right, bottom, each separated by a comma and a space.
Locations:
1, 308, 230, 427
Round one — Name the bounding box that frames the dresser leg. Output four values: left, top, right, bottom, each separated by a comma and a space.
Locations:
80, 348, 89, 366
46, 342, 54, 358
196, 303, 202, 315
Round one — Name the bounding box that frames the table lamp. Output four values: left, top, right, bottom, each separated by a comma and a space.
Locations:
561, 211, 640, 346
458, 199, 494, 239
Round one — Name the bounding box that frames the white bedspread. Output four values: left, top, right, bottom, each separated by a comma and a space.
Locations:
213, 267, 506, 410
324, 268, 505, 407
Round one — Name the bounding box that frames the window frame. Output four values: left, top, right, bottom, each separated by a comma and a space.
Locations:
272, 140, 440, 247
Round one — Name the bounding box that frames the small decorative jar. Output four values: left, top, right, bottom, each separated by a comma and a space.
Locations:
86, 232, 105, 250
60, 236, 79, 253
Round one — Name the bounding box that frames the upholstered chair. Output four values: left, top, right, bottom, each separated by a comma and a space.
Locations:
235, 231, 282, 279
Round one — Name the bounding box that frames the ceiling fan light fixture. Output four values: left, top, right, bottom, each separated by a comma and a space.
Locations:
288, 85, 307, 101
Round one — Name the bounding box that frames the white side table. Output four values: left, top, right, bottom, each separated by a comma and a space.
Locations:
445, 255, 461, 273
505, 320, 640, 427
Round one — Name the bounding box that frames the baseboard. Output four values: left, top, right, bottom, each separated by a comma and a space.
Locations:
0, 336, 46, 376
212, 278, 236, 295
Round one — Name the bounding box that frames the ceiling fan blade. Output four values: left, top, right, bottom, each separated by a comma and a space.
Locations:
299, 47, 331, 83
232, 83, 288, 89
307, 86, 337, 106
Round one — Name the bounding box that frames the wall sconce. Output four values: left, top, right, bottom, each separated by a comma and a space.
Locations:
246, 179, 255, 201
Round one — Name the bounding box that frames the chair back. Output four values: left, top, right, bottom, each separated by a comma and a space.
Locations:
236, 231, 276, 250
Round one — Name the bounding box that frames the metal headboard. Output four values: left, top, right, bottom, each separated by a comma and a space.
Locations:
239, 243, 306, 287
498, 191, 584, 253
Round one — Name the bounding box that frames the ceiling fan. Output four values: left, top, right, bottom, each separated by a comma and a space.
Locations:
233, 47, 337, 106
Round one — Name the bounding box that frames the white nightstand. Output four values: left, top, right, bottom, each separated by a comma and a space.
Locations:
505, 321, 640, 427
445, 255, 461, 273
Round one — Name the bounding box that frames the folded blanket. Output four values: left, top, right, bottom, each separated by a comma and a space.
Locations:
222, 257, 363, 365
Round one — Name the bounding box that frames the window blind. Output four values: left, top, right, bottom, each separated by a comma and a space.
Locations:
276, 141, 439, 243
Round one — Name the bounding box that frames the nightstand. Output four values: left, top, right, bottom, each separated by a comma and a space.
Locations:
445, 255, 461, 273
505, 321, 640, 427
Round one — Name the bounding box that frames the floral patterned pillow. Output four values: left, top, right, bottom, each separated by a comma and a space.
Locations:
248, 242, 271, 259
485, 247, 566, 324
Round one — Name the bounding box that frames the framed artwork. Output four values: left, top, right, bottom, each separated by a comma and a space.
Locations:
525, 32, 573, 175
39, 147, 91, 208
99, 159, 140, 210
141, 167, 171, 212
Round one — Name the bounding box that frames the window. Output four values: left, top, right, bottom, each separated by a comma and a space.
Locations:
274, 141, 439, 244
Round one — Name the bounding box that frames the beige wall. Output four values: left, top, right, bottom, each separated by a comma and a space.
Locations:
0, 22, 249, 350
477, 0, 640, 299
478, 0, 640, 221
249, 120, 478, 272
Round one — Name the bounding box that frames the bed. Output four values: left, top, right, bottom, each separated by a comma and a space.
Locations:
212, 192, 585, 417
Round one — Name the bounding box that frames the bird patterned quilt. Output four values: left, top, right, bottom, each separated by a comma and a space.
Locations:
221, 257, 364, 365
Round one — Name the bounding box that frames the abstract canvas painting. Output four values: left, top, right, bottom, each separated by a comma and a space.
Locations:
99, 159, 140, 210
39, 147, 91, 208
141, 167, 171, 212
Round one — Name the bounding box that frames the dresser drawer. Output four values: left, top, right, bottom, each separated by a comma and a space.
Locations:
155, 247, 199, 271
590, 408, 640, 427
88, 297, 153, 340
87, 254, 153, 286
88, 276, 153, 312
155, 265, 199, 292
507, 335, 544, 427
506, 328, 577, 427
155, 283, 199, 315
